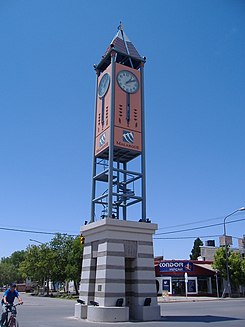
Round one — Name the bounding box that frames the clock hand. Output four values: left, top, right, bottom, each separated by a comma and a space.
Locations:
126, 93, 130, 125
125, 78, 136, 84
101, 96, 105, 125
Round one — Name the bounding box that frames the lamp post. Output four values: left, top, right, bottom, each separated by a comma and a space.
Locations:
223, 207, 245, 297
215, 269, 219, 298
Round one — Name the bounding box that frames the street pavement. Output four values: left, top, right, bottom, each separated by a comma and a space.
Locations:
1, 292, 245, 327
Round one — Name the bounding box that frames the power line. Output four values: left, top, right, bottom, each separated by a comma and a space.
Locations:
154, 234, 242, 240
157, 211, 245, 231
155, 217, 245, 236
154, 235, 221, 240
0, 226, 78, 237
0, 216, 244, 238
157, 216, 224, 230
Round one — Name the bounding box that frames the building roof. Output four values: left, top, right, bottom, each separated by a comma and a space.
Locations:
193, 263, 216, 272
96, 23, 145, 72
104, 24, 142, 60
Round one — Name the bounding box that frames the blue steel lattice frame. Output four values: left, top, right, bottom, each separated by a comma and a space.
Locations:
140, 63, 146, 222
90, 70, 99, 223
89, 27, 147, 223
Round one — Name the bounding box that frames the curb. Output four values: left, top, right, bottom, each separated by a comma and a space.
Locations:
158, 297, 242, 303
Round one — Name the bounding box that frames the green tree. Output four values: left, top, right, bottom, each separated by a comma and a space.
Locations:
19, 233, 83, 295
49, 233, 74, 289
212, 247, 227, 279
190, 237, 203, 260
8, 250, 26, 269
65, 236, 83, 294
213, 247, 245, 291
229, 252, 244, 288
241, 259, 245, 287
20, 244, 55, 295
0, 262, 16, 285
0, 250, 27, 285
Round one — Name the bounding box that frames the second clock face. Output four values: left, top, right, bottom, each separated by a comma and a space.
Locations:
98, 73, 110, 98
117, 70, 139, 94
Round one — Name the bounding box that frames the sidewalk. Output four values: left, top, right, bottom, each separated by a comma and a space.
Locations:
158, 295, 225, 303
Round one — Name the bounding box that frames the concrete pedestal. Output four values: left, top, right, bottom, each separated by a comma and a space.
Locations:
87, 306, 129, 322
74, 303, 87, 319
75, 218, 160, 322
131, 305, 161, 321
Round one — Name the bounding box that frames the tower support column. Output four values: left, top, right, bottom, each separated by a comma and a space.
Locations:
107, 52, 116, 217
140, 63, 146, 222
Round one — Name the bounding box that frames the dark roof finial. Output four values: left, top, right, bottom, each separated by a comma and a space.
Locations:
97, 23, 144, 70
118, 21, 124, 31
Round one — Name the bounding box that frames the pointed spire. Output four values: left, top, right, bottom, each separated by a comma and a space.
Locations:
117, 21, 124, 32
96, 23, 145, 71
107, 22, 141, 60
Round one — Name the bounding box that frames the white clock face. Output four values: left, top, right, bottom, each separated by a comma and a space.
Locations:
98, 73, 110, 98
117, 70, 139, 94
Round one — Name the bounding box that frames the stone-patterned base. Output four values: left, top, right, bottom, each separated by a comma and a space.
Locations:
76, 218, 160, 322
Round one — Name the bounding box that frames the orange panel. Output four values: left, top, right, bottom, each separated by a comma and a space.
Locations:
114, 126, 142, 152
94, 63, 143, 157
114, 63, 142, 132
95, 128, 110, 157
95, 66, 112, 138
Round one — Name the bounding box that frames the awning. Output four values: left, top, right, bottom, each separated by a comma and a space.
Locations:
194, 263, 216, 272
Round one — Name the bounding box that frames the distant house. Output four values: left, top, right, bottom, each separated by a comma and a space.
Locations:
155, 258, 220, 296
155, 237, 245, 297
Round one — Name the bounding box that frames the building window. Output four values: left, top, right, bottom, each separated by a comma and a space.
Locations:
198, 278, 208, 294
163, 279, 171, 293
187, 279, 196, 293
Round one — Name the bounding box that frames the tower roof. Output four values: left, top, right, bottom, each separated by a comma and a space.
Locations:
96, 23, 145, 72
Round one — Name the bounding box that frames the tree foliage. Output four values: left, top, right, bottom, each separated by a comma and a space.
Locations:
20, 243, 55, 294
0, 262, 16, 285
190, 237, 203, 260
1, 234, 83, 295
213, 247, 245, 289
0, 250, 26, 285
65, 236, 83, 294
212, 247, 227, 278
48, 233, 74, 287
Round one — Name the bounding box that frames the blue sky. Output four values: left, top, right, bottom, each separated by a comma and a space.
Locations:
0, 0, 245, 259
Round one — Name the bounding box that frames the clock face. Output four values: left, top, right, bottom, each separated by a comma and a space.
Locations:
117, 70, 139, 94
98, 73, 110, 98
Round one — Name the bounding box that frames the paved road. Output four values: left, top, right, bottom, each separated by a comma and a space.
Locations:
1, 293, 245, 327
160, 299, 245, 327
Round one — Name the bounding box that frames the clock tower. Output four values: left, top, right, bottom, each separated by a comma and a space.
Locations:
91, 23, 147, 222
76, 25, 160, 322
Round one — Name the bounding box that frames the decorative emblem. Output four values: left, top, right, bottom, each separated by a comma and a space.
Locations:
99, 133, 106, 147
123, 130, 134, 144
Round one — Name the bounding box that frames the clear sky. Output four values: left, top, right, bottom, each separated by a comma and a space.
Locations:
0, 0, 245, 260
